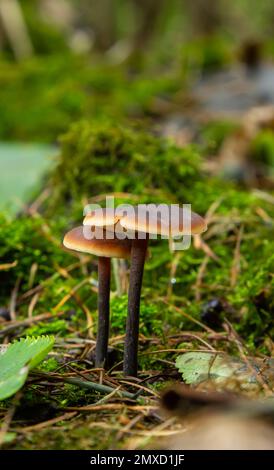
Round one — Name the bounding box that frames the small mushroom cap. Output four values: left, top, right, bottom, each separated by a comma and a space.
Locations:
63, 226, 132, 258
84, 205, 207, 237
120, 206, 206, 236
84, 208, 120, 227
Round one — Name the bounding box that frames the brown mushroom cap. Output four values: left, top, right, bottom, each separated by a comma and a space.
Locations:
83, 205, 207, 237
120, 206, 206, 236
63, 226, 132, 258
84, 208, 120, 227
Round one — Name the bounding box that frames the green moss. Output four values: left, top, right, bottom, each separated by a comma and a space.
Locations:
200, 120, 239, 154
181, 35, 233, 75
0, 213, 69, 304
47, 119, 203, 218
39, 121, 274, 347
249, 129, 274, 167
1, 120, 273, 351
110, 294, 173, 337
0, 57, 102, 141
0, 56, 180, 142
39, 357, 59, 372
25, 319, 69, 337
9, 415, 124, 450
169, 191, 274, 344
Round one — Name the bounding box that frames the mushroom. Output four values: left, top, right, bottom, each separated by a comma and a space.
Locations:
84, 205, 207, 376
63, 226, 132, 368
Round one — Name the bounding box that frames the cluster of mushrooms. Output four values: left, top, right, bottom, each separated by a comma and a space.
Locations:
63, 205, 206, 377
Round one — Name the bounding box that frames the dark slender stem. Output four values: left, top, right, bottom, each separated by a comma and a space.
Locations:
95, 256, 111, 368
123, 237, 148, 377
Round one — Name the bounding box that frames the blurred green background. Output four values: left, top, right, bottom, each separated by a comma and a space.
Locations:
1, 0, 274, 208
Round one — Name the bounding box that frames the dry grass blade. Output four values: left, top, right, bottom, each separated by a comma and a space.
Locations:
55, 265, 94, 338
225, 321, 273, 394
64, 404, 157, 412
52, 278, 89, 312
27, 292, 40, 318
119, 380, 160, 398
230, 225, 243, 287
161, 298, 215, 333
116, 413, 144, 440
0, 392, 21, 448
194, 255, 210, 302
9, 277, 21, 321
194, 235, 220, 262
0, 261, 18, 271
0, 311, 65, 336
14, 412, 77, 433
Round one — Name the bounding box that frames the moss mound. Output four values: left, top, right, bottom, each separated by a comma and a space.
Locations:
47, 120, 202, 218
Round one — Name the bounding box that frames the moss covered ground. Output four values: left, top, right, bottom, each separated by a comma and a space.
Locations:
0, 117, 273, 448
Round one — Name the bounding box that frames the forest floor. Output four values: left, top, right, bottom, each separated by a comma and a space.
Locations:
0, 53, 274, 450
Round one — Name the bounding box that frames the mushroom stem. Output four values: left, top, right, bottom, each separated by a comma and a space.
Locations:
95, 256, 111, 368
123, 237, 148, 376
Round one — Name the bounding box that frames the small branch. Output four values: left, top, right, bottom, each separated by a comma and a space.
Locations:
9, 276, 21, 321
0, 311, 65, 336
0, 0, 33, 60
0, 391, 21, 448
230, 225, 243, 287
14, 412, 77, 434
34, 373, 136, 400
58, 377, 136, 400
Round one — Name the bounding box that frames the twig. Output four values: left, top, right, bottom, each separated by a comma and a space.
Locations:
27, 188, 51, 215
52, 279, 90, 312
0, 310, 65, 336
116, 413, 144, 440
28, 262, 38, 289
63, 377, 135, 399
253, 189, 274, 204
64, 404, 157, 412
9, 276, 21, 321
193, 235, 220, 262
225, 321, 273, 394
55, 265, 94, 338
18, 259, 92, 301
0, 392, 21, 447
0, 261, 17, 271
230, 225, 243, 287
160, 298, 215, 333
37, 374, 136, 400
94, 386, 123, 405
0, 0, 33, 60
119, 380, 159, 398
194, 255, 209, 301
27, 292, 40, 318
14, 412, 77, 434
140, 348, 220, 356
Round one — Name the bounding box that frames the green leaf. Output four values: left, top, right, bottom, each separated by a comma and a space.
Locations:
0, 367, 29, 401
0, 143, 55, 214
0, 336, 54, 400
175, 352, 257, 386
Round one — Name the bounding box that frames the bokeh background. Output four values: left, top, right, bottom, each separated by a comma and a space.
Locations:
1, 0, 274, 209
